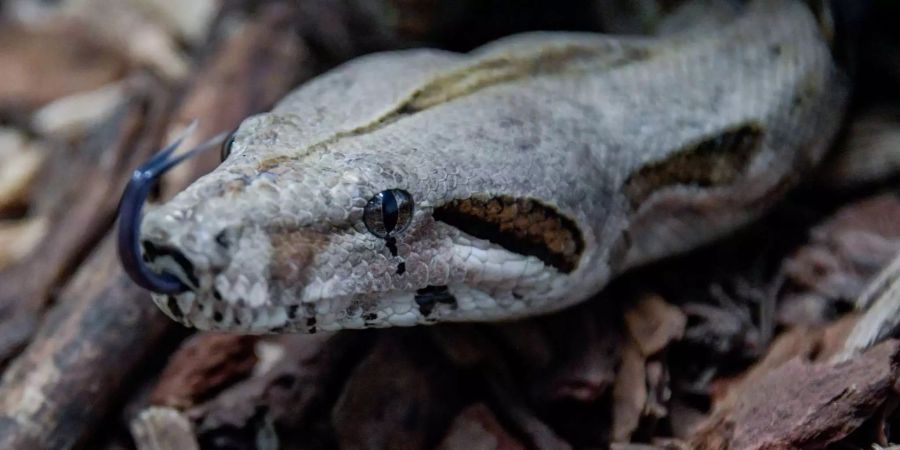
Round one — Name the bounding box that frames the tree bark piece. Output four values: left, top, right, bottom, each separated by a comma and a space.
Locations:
779, 193, 900, 327
609, 294, 685, 442
190, 332, 364, 450
0, 236, 176, 450
149, 334, 259, 410
691, 340, 900, 450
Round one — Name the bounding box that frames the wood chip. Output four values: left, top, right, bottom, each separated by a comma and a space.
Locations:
708, 315, 858, 409
691, 340, 900, 449
149, 333, 259, 410
131, 407, 200, 450
0, 217, 47, 270
837, 250, 900, 361
610, 294, 683, 442
625, 294, 686, 357
0, 128, 46, 215
779, 194, 900, 326
31, 82, 126, 138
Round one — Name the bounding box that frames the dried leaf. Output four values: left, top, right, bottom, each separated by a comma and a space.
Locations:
625, 294, 686, 357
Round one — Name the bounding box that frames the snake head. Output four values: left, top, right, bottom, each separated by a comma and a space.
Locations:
130, 103, 608, 334
123, 1, 845, 334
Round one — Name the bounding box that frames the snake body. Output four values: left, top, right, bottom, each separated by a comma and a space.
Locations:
139, 0, 847, 333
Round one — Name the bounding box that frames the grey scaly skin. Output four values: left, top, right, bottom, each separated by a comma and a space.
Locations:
140, 0, 847, 333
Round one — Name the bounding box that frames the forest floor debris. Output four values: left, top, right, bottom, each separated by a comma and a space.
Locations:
0, 1, 899, 449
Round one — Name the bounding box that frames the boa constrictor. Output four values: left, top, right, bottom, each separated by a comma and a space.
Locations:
128, 0, 847, 333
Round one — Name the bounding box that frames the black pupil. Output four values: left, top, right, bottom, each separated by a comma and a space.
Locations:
381, 191, 399, 234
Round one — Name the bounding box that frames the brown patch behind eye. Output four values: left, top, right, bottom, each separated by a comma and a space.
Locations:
624, 124, 765, 209
269, 230, 330, 287
434, 196, 584, 273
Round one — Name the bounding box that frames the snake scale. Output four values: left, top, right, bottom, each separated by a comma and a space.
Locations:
126, 0, 848, 333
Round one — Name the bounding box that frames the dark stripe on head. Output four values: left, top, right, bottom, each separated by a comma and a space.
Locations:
624, 123, 765, 208
434, 196, 584, 273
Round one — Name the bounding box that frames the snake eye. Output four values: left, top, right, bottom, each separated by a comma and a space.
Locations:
220, 132, 236, 162
364, 189, 414, 238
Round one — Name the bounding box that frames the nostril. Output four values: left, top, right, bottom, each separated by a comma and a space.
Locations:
141, 240, 161, 261
214, 230, 229, 249
141, 240, 200, 288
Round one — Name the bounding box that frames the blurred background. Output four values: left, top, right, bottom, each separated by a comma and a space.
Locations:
1, 0, 900, 449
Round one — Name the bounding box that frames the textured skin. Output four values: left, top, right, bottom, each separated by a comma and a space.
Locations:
141, 0, 847, 333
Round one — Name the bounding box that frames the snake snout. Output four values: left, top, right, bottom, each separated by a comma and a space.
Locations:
116, 122, 228, 294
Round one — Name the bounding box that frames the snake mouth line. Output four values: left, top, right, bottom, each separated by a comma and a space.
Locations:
141, 241, 201, 288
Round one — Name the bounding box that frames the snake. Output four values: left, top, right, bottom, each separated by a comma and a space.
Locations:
117, 0, 848, 333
